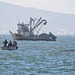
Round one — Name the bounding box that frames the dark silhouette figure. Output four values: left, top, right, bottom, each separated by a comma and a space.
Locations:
3, 39, 8, 46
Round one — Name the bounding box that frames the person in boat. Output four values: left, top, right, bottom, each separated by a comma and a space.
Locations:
12, 41, 17, 47
7, 40, 12, 47
3, 39, 8, 46
14, 41, 17, 46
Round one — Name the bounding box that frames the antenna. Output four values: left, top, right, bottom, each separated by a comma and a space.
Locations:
12, 9, 20, 23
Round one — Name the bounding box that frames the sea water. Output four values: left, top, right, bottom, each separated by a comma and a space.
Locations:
0, 35, 75, 75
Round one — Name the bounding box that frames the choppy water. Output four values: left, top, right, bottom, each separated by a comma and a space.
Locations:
0, 35, 75, 75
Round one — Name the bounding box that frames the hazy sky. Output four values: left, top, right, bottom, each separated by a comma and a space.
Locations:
0, 0, 75, 14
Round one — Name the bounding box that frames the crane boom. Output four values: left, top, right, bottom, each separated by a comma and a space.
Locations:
31, 19, 47, 32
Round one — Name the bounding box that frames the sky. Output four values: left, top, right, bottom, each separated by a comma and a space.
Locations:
0, 0, 75, 35
0, 0, 75, 14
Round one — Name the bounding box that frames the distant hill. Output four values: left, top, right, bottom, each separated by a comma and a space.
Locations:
0, 1, 75, 35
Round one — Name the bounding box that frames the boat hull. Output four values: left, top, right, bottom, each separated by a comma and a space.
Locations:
9, 31, 56, 41
14, 37, 56, 41
1, 46, 18, 50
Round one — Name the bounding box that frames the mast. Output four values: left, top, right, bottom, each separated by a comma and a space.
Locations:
12, 9, 20, 23
29, 17, 35, 36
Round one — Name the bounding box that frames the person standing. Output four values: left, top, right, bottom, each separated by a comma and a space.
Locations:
3, 39, 8, 46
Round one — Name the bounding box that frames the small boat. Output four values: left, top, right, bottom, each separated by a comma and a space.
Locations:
1, 46, 18, 50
